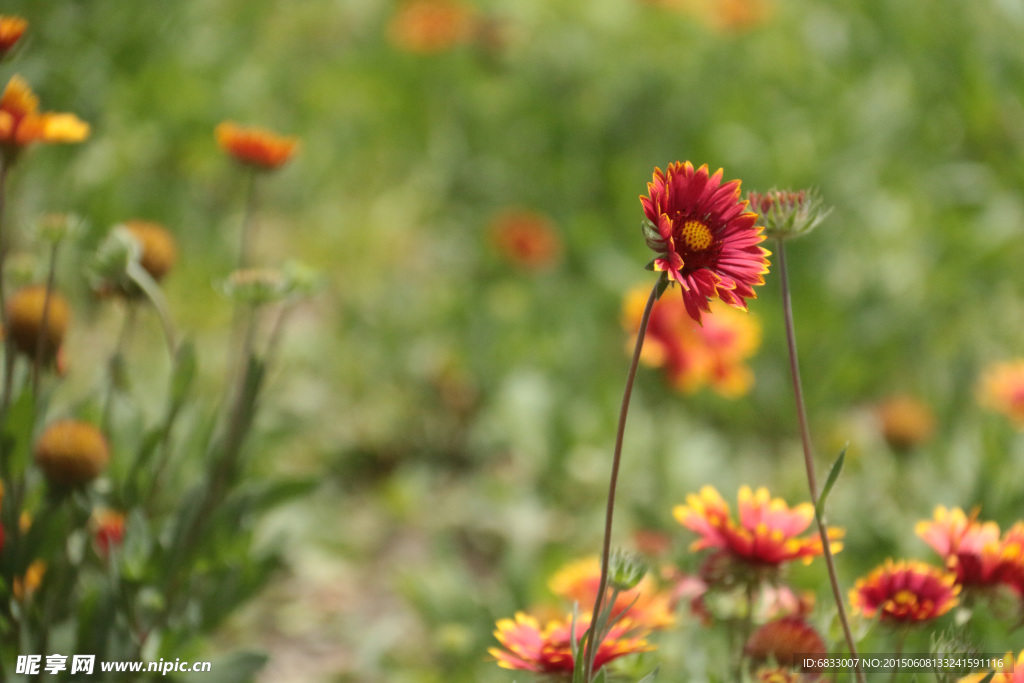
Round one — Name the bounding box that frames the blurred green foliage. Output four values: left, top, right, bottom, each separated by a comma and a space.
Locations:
2, 0, 1024, 680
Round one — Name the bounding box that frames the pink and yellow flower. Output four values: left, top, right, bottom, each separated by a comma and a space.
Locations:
978, 360, 1024, 429
623, 286, 761, 397
850, 559, 959, 623
548, 557, 675, 629
641, 162, 769, 323
0, 75, 89, 158
489, 611, 653, 674
215, 121, 298, 171
0, 15, 27, 56
674, 485, 842, 567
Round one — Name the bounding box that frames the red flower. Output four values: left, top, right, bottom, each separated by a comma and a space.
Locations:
490, 209, 562, 270
745, 617, 826, 670
640, 162, 770, 323
215, 121, 297, 171
489, 611, 653, 674
674, 485, 842, 567
850, 559, 959, 623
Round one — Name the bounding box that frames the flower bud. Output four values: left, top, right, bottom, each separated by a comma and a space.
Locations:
34, 420, 109, 487
746, 188, 831, 241
5, 284, 70, 362
609, 549, 649, 592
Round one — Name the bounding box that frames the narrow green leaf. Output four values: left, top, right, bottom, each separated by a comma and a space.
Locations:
637, 666, 660, 683
815, 443, 847, 521
593, 667, 607, 683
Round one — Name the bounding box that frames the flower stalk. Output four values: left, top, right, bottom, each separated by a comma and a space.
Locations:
581, 280, 659, 682
776, 238, 864, 683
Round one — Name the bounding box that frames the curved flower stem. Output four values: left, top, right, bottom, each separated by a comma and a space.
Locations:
776, 239, 864, 683
126, 261, 177, 358
582, 280, 659, 682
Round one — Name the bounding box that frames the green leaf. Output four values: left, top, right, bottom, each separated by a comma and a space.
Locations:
815, 443, 847, 521
637, 666, 660, 683
593, 667, 607, 683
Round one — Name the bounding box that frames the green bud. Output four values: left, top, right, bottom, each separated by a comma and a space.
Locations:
220, 267, 288, 306
608, 549, 648, 592
747, 188, 832, 241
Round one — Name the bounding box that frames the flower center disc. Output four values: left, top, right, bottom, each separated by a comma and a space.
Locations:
679, 219, 713, 252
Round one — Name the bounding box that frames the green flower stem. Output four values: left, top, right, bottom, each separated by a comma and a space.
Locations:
582, 280, 658, 683
0, 157, 15, 424
126, 261, 177, 358
237, 168, 258, 270
776, 239, 864, 683
100, 302, 138, 433
31, 240, 61, 399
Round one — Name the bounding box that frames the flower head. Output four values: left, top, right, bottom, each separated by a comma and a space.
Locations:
93, 509, 126, 557
490, 209, 562, 270
489, 611, 653, 674
215, 121, 297, 171
875, 394, 935, 452
850, 559, 959, 623
745, 617, 826, 670
978, 360, 1024, 429
674, 485, 842, 568
0, 75, 89, 159
746, 189, 831, 241
388, 0, 477, 54
624, 287, 761, 397
0, 16, 28, 57
641, 162, 770, 323
548, 556, 675, 629
34, 420, 110, 487
124, 221, 177, 282
917, 507, 1024, 597
5, 284, 70, 363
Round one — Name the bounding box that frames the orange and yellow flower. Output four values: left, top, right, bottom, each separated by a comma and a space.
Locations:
958, 650, 1024, 683
978, 360, 1024, 429
548, 557, 675, 629
489, 611, 653, 674
674, 485, 842, 567
387, 0, 477, 54
0, 75, 89, 158
917, 507, 1024, 598
0, 15, 27, 56
215, 121, 298, 171
624, 286, 761, 397
641, 162, 770, 324
490, 209, 562, 270
850, 559, 959, 623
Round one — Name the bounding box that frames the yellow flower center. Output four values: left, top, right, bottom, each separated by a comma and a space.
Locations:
679, 219, 713, 252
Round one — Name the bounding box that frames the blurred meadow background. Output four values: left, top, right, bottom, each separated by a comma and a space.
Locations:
3, 0, 1024, 680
